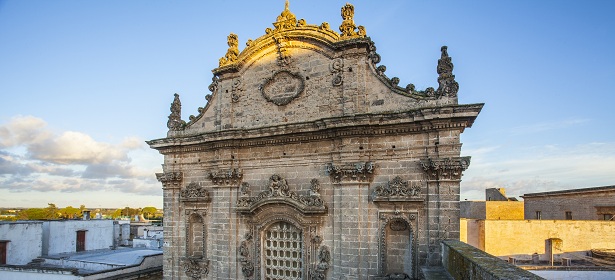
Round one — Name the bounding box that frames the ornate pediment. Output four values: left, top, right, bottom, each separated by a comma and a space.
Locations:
325, 162, 375, 183
372, 176, 423, 203
180, 182, 211, 202
236, 176, 326, 214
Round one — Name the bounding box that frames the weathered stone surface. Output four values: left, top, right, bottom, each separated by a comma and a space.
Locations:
148, 2, 481, 279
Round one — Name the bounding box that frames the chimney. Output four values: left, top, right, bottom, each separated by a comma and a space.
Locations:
83, 210, 91, 220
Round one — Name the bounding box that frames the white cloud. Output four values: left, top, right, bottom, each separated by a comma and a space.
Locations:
0, 115, 162, 198
461, 142, 615, 200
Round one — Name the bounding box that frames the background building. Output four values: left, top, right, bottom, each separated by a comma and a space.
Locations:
523, 185, 615, 221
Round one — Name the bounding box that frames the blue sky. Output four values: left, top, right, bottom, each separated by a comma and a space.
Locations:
1, 0, 614, 208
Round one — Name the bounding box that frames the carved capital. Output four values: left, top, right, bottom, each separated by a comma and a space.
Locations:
325, 162, 374, 183
209, 168, 243, 186
420, 157, 470, 181
156, 172, 183, 189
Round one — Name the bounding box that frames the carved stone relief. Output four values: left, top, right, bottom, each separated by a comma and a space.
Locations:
156, 171, 183, 189
325, 162, 375, 183
209, 168, 243, 186
180, 182, 211, 202
167, 93, 186, 131
372, 176, 423, 202
260, 71, 305, 106
420, 157, 470, 181
236, 175, 325, 214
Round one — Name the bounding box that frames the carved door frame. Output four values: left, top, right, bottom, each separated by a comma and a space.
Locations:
377, 210, 419, 279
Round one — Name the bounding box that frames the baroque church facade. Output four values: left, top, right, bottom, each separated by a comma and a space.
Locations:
148, 2, 482, 279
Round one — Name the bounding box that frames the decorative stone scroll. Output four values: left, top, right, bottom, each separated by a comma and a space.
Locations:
325, 162, 375, 183
436, 46, 459, 98
180, 182, 211, 202
182, 257, 209, 280
330, 58, 344, 86
339, 3, 366, 38
310, 245, 331, 280
372, 176, 423, 202
156, 171, 183, 189
219, 33, 239, 67
239, 231, 254, 278
208, 168, 243, 186
420, 157, 470, 181
260, 70, 305, 106
167, 93, 185, 131
236, 175, 325, 214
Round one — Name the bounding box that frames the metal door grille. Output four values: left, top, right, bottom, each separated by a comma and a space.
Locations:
264, 222, 302, 280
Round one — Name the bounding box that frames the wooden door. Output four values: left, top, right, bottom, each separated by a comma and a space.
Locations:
76, 231, 86, 252
0, 241, 7, 264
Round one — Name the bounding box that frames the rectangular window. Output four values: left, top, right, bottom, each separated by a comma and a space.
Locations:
565, 211, 572, 220
535, 211, 542, 220
0, 241, 7, 265
604, 214, 614, 221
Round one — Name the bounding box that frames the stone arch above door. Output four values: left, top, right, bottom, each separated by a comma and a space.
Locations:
378, 211, 418, 280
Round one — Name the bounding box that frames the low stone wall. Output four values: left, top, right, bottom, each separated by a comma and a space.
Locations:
441, 240, 544, 280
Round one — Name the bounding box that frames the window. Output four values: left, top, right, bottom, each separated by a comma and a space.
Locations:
264, 222, 302, 279
565, 211, 572, 220
0, 241, 7, 264
535, 211, 542, 220
604, 214, 614, 221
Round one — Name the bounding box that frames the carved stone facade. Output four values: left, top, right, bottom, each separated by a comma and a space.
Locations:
149, 2, 481, 279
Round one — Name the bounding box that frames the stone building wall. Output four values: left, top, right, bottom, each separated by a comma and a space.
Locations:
462, 219, 615, 259
523, 186, 615, 220
149, 3, 481, 279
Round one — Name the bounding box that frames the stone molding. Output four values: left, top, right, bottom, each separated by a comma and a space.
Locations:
148, 104, 483, 154
260, 70, 305, 106
420, 157, 471, 181
156, 172, 183, 189
236, 175, 326, 214
325, 162, 374, 183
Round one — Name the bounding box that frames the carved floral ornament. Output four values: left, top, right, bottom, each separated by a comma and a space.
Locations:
372, 176, 423, 202
182, 258, 209, 280
325, 162, 374, 183
236, 175, 326, 214
208, 168, 243, 186
180, 182, 211, 202
156, 171, 183, 188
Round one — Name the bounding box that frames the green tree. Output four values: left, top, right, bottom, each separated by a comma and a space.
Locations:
59, 206, 81, 219
142, 207, 157, 219
18, 208, 50, 220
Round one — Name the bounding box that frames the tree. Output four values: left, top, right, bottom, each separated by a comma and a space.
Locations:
142, 207, 157, 219
18, 208, 51, 220
59, 206, 81, 219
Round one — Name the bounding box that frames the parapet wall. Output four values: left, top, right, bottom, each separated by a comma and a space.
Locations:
441, 240, 544, 280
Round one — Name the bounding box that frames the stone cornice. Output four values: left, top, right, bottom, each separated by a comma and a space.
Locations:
147, 104, 483, 154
